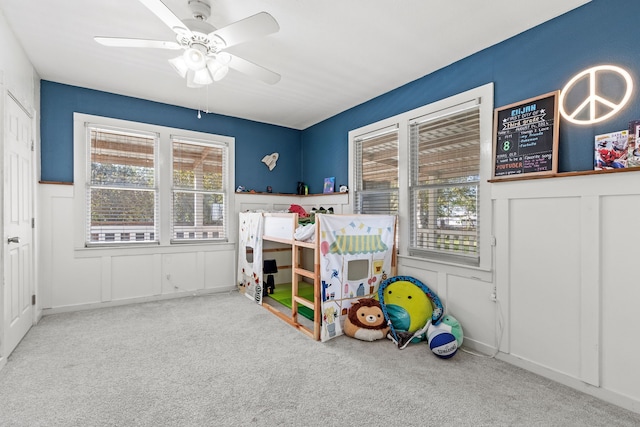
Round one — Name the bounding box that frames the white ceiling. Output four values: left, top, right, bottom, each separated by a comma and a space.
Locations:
0, 0, 590, 130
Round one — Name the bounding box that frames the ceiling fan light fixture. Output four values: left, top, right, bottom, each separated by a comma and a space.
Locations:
186, 70, 203, 88
168, 56, 189, 78
193, 68, 213, 85
183, 45, 207, 70
206, 59, 229, 81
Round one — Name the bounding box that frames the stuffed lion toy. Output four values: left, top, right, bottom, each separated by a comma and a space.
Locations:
344, 298, 390, 341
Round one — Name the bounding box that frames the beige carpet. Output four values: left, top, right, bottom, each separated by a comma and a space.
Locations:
0, 291, 639, 426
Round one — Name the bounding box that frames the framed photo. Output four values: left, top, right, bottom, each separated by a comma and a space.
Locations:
323, 177, 335, 193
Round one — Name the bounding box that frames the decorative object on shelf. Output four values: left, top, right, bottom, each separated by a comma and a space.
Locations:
266, 186, 272, 193
627, 119, 640, 167
236, 185, 245, 192
261, 152, 279, 170
323, 177, 335, 193
296, 181, 307, 195
594, 130, 628, 170
339, 185, 348, 193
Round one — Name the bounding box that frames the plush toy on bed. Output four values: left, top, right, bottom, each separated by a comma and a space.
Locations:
344, 298, 390, 341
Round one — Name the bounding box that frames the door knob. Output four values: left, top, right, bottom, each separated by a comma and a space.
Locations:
7, 236, 20, 244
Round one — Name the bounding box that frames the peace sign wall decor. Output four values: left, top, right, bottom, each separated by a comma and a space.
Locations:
559, 65, 633, 125
492, 91, 560, 179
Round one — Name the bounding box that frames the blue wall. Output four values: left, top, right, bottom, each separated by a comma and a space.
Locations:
40, 81, 302, 194
41, 0, 640, 195
301, 0, 640, 193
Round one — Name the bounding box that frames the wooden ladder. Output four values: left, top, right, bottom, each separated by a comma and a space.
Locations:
291, 234, 321, 340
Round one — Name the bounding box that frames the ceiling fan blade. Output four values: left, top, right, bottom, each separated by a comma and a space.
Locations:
95, 37, 182, 50
137, 0, 192, 36
209, 12, 279, 48
227, 54, 281, 85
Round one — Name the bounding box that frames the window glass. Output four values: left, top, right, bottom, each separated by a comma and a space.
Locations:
172, 139, 227, 241
410, 106, 481, 264
81, 116, 233, 247
87, 127, 158, 244
354, 126, 399, 215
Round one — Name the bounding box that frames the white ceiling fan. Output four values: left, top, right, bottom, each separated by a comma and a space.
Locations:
95, 0, 280, 88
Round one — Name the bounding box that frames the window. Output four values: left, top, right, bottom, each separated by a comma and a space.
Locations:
86, 126, 158, 244
76, 114, 234, 247
353, 125, 399, 215
349, 83, 492, 269
172, 137, 228, 241
409, 101, 481, 265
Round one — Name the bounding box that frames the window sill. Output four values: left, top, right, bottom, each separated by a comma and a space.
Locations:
397, 253, 493, 282
74, 241, 235, 258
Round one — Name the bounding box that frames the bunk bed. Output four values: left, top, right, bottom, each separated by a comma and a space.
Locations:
238, 212, 397, 341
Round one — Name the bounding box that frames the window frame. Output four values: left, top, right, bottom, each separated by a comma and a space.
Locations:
348, 83, 493, 271
408, 99, 482, 266
170, 135, 229, 243
73, 113, 235, 250
84, 124, 160, 246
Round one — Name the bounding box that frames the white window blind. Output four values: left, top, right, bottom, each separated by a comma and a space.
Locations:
409, 101, 481, 264
171, 137, 228, 241
86, 126, 158, 245
354, 126, 399, 215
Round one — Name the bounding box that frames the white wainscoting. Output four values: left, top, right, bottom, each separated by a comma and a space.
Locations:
37, 190, 350, 313
234, 192, 350, 215
396, 256, 496, 355
397, 171, 640, 413
37, 179, 640, 412
38, 183, 236, 313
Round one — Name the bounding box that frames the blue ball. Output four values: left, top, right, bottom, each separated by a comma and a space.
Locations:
429, 331, 458, 359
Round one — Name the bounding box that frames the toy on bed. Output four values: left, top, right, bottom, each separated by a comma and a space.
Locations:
288, 204, 308, 217
378, 276, 445, 350
343, 298, 390, 341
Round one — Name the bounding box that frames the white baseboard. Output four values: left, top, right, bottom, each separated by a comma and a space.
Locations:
496, 352, 640, 415
459, 337, 498, 357
459, 340, 639, 415
41, 286, 237, 316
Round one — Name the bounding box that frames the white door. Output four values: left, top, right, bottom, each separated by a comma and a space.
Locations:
3, 91, 34, 356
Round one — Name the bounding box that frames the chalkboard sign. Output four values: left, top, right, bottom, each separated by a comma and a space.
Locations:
492, 91, 560, 179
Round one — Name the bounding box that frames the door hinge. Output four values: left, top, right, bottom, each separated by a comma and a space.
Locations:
32, 218, 35, 228
31, 140, 34, 151
32, 295, 36, 305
